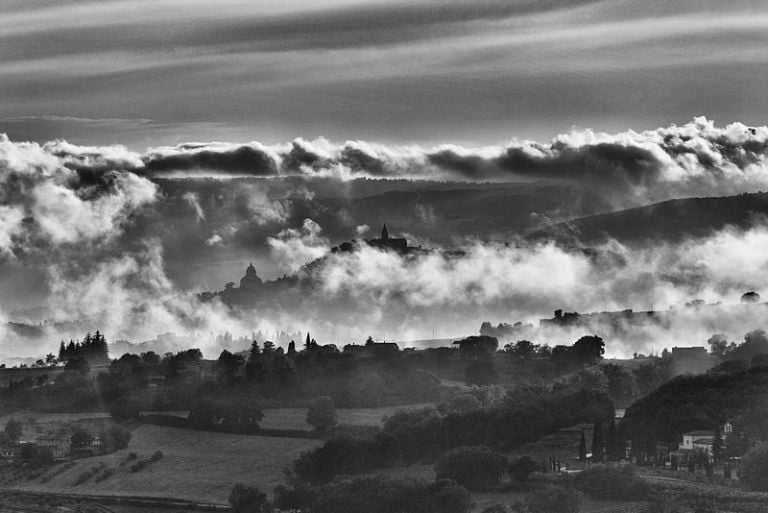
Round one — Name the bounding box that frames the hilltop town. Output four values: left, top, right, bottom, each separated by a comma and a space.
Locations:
198, 224, 428, 307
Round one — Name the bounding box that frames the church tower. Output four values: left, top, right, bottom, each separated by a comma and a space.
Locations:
381, 224, 389, 241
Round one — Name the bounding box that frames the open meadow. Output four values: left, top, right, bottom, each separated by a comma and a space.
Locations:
260, 403, 432, 431
14, 424, 321, 504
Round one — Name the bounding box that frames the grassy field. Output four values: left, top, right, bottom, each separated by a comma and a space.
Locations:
16, 424, 321, 504
140, 404, 433, 432
474, 492, 649, 513
260, 403, 432, 431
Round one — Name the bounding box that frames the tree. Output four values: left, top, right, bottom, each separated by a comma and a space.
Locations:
579, 431, 587, 462
606, 420, 621, 460
571, 335, 605, 366
306, 396, 337, 434
573, 465, 650, 500
189, 397, 264, 434
70, 426, 92, 449
141, 351, 161, 366
245, 342, 266, 383
591, 422, 604, 462
525, 485, 581, 513
65, 356, 90, 375
431, 479, 474, 513
435, 445, 507, 492
712, 424, 723, 464
229, 483, 272, 513
740, 444, 768, 491
465, 359, 498, 386
508, 455, 538, 483
103, 425, 132, 451
707, 334, 729, 358
109, 396, 141, 422
4, 418, 22, 441
506, 340, 537, 358
20, 444, 53, 467
216, 350, 244, 386
601, 364, 636, 406
273, 485, 314, 512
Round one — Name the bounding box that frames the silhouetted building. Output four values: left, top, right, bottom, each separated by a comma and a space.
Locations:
204, 224, 425, 308
239, 262, 263, 291
367, 224, 408, 252
539, 308, 664, 330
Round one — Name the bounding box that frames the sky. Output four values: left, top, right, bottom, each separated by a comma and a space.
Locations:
2, 0, 768, 148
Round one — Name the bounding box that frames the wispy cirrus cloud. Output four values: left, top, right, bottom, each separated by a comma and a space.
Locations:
2, 0, 767, 145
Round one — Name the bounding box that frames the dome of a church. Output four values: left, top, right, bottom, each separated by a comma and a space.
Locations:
240, 262, 263, 290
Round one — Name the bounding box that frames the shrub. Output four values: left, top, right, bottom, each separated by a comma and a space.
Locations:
95, 468, 114, 482
74, 464, 103, 485
109, 396, 141, 421
525, 485, 581, 513
229, 483, 271, 513
740, 443, 768, 491
435, 445, 507, 492
310, 476, 471, 513
150, 450, 163, 462
508, 456, 538, 483
19, 444, 54, 468
130, 461, 148, 473
70, 426, 92, 449
573, 464, 650, 500
189, 396, 264, 433
273, 484, 315, 512
306, 396, 338, 435
5, 418, 23, 441
103, 425, 132, 452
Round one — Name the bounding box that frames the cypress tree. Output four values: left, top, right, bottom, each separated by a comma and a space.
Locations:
591, 422, 604, 462
712, 424, 724, 464
579, 431, 587, 462
606, 420, 619, 460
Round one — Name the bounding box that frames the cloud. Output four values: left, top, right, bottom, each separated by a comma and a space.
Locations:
143, 142, 281, 176
5, 116, 768, 204
0, 134, 159, 253
4, 119, 768, 358
8, 117, 766, 204
283, 222, 768, 356
267, 218, 330, 273
182, 191, 206, 222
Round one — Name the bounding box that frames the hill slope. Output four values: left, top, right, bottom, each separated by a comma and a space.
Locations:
529, 192, 768, 245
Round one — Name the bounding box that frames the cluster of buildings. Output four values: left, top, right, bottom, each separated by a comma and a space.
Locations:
651, 422, 734, 470
0, 433, 101, 463
201, 224, 422, 307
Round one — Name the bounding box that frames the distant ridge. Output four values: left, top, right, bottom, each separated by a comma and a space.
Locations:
528, 191, 768, 245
